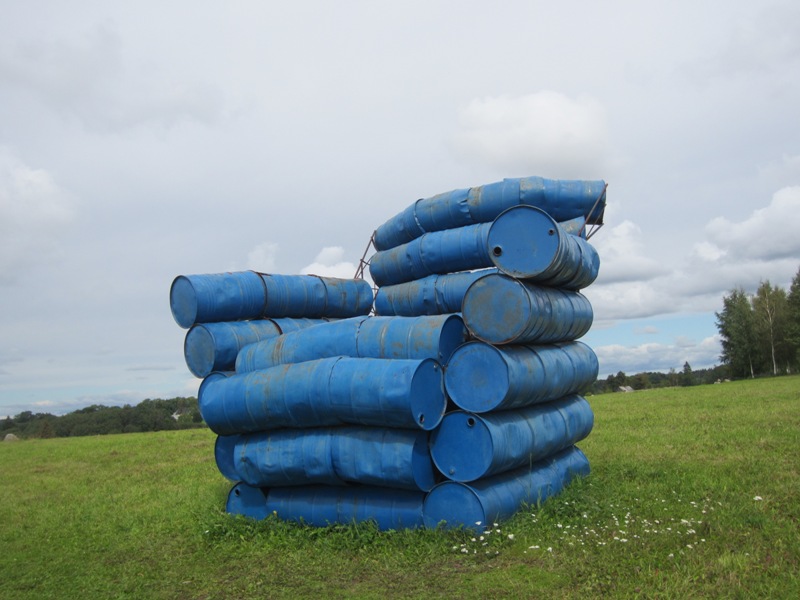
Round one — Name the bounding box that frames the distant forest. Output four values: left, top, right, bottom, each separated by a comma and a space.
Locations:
2, 397, 203, 440
589, 363, 729, 395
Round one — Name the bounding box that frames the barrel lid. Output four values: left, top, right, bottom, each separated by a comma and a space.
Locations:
462, 274, 531, 344
225, 483, 269, 519
170, 275, 198, 329
430, 411, 493, 482
488, 206, 559, 279
423, 481, 485, 530
197, 371, 233, 434
437, 314, 469, 364
214, 435, 240, 481
409, 358, 446, 430
184, 325, 215, 378
411, 432, 438, 491
445, 341, 509, 412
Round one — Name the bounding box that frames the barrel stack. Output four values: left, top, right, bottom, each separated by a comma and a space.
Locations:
169, 175, 606, 531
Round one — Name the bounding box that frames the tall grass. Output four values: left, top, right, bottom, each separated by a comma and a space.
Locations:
1, 377, 798, 598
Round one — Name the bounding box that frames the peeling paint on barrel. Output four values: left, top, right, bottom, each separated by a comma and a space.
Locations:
235, 314, 467, 372
422, 446, 590, 530
461, 274, 593, 345
444, 341, 599, 412
199, 357, 446, 435
429, 395, 594, 481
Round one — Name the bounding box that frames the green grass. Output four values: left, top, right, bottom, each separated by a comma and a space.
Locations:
1, 377, 799, 598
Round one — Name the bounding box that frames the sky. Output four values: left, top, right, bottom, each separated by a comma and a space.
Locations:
1, 0, 799, 416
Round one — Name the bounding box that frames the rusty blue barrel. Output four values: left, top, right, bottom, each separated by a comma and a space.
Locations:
260, 273, 374, 318
199, 357, 445, 435
233, 428, 344, 487
215, 427, 435, 491
487, 206, 599, 290
429, 395, 594, 482
370, 223, 493, 286
374, 176, 606, 251
374, 269, 496, 316
355, 315, 466, 364
461, 274, 593, 344
236, 317, 365, 371
235, 314, 467, 372
170, 271, 266, 328
369, 207, 598, 288
262, 485, 426, 530
169, 271, 372, 328
184, 318, 326, 378
422, 446, 590, 530
444, 341, 599, 412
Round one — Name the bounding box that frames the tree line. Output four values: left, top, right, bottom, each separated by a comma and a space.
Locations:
715, 266, 800, 378
589, 363, 728, 394
2, 397, 204, 440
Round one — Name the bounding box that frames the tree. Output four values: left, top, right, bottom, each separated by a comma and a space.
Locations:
681, 361, 694, 386
716, 288, 758, 378
752, 281, 789, 376
786, 267, 800, 372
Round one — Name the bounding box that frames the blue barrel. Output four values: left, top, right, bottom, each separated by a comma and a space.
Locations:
236, 317, 364, 371
487, 206, 599, 290
422, 446, 590, 530
355, 315, 467, 364
429, 395, 594, 482
170, 271, 266, 328
374, 269, 496, 316
199, 357, 446, 435
370, 207, 599, 289
374, 177, 607, 251
184, 318, 326, 378
226, 483, 270, 520
444, 341, 599, 412
217, 427, 436, 491
331, 428, 436, 491
260, 273, 374, 318
369, 223, 493, 287
461, 274, 593, 344
262, 485, 426, 530
234, 428, 344, 487
236, 314, 467, 371
169, 271, 372, 328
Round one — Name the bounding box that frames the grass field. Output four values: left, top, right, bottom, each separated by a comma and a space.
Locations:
1, 377, 799, 599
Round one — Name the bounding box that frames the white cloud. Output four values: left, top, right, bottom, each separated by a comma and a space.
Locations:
0, 24, 225, 132
586, 186, 800, 322
246, 242, 279, 272
0, 147, 74, 284
705, 186, 800, 261
594, 335, 721, 377
691, 241, 726, 262
301, 246, 358, 279
634, 326, 659, 335
451, 91, 609, 177
584, 280, 676, 321
592, 220, 671, 284
684, 4, 800, 82
758, 153, 800, 189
